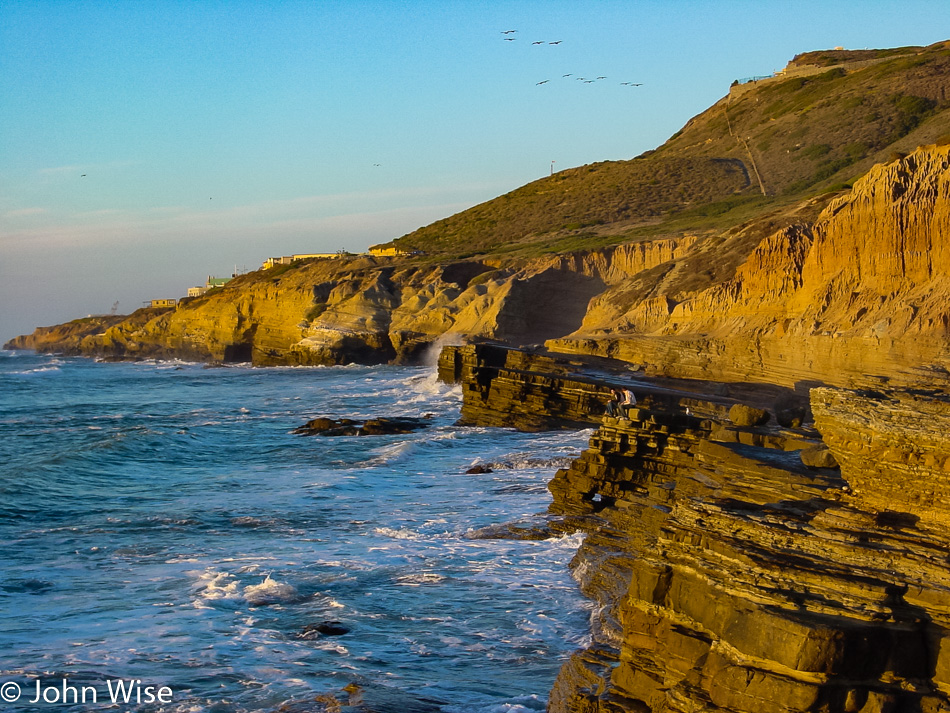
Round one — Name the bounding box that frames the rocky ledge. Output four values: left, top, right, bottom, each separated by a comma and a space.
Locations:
440, 343, 950, 713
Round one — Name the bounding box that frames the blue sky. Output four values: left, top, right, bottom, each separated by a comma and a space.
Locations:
1, 0, 948, 342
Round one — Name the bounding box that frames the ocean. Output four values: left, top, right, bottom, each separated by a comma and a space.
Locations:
0, 350, 592, 713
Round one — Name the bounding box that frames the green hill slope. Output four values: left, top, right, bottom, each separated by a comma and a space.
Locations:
385, 40, 950, 259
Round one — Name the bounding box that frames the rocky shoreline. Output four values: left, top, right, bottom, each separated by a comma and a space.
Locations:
440, 342, 950, 713
6, 104, 950, 713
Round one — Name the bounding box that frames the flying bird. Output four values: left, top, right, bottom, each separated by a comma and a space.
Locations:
621, 82, 643, 86
596, 76, 606, 80
562, 73, 572, 77
549, 40, 562, 44
532, 41, 544, 45
81, 174, 86, 177
536, 80, 549, 85
503, 37, 515, 41
501, 29, 517, 34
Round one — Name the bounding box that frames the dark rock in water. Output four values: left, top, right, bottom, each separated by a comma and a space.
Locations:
293, 416, 430, 437
466, 521, 554, 540
1, 578, 54, 594
298, 417, 353, 432
465, 464, 493, 474
359, 417, 429, 435
276, 678, 445, 713
299, 620, 351, 638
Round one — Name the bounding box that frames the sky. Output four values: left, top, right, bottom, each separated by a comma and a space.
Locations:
1, 0, 948, 343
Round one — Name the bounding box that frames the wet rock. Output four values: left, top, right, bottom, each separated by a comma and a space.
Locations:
465, 521, 554, 540
359, 417, 429, 435
293, 416, 430, 437
465, 464, 493, 474
299, 621, 351, 638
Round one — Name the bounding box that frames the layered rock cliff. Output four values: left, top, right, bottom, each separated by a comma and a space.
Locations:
441, 343, 950, 713
549, 144, 950, 389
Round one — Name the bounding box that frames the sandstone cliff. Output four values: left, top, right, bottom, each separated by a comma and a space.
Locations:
11, 145, 950, 395
5, 237, 692, 365
550, 144, 950, 389
442, 343, 950, 713
4, 310, 165, 355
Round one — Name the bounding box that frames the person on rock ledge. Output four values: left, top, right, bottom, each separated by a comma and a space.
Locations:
620, 387, 637, 419
604, 389, 624, 418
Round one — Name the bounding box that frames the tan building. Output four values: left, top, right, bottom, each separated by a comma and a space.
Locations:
149, 298, 178, 308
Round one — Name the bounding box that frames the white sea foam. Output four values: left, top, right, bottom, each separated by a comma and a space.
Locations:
191, 569, 242, 605
395, 572, 446, 586
373, 526, 421, 540
242, 574, 300, 605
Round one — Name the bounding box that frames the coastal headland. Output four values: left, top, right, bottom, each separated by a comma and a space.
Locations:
8, 42, 950, 712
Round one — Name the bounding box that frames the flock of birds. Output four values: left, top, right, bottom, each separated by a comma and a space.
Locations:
500, 30, 643, 88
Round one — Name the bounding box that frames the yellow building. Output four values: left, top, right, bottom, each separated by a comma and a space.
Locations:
368, 245, 411, 257
149, 298, 178, 308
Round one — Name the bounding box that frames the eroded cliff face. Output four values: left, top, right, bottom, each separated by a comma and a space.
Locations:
9, 146, 950, 391
8, 234, 698, 365
551, 145, 950, 389
546, 401, 950, 713
441, 344, 950, 713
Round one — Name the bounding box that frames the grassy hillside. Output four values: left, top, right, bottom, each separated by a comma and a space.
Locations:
386, 40, 950, 259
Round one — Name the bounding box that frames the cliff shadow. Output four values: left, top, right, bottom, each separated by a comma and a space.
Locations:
494, 269, 606, 345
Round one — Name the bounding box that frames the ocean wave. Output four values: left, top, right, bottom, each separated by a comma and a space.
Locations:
441, 693, 548, 713
2, 361, 591, 710
8, 365, 62, 376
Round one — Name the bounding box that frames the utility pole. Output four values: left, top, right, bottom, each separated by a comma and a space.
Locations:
550, 160, 555, 176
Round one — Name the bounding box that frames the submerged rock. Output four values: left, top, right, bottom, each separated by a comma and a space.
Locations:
465, 520, 554, 540
299, 621, 351, 638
